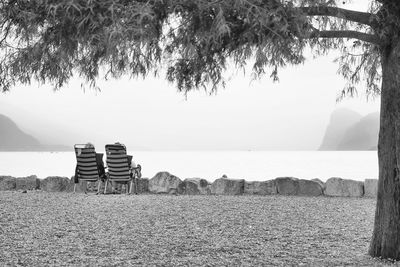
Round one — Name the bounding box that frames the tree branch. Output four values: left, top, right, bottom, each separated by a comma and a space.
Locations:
307, 30, 382, 45
299, 6, 378, 28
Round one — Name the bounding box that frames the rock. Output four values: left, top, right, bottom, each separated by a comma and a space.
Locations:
108, 181, 131, 194
275, 177, 323, 196
136, 178, 149, 194
16, 175, 40, 190
148, 172, 183, 194
68, 177, 91, 193
40, 176, 70, 192
179, 178, 211, 195
101, 179, 117, 194
364, 179, 378, 198
311, 178, 326, 191
68, 177, 111, 193
244, 180, 277, 195
298, 179, 323, 196
68, 176, 79, 191
22, 190, 27, 193
0, 176, 16, 191
275, 177, 300, 195
211, 178, 244, 195
325, 177, 364, 197
87, 181, 101, 192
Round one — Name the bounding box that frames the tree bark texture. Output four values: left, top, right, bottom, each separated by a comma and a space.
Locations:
369, 39, 400, 259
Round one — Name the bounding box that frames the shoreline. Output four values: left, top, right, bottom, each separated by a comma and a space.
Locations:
0, 151, 378, 182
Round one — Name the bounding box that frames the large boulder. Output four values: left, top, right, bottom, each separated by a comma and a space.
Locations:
0, 176, 16, 191
275, 177, 299, 195
211, 177, 244, 195
136, 178, 149, 194
325, 177, 364, 197
149, 172, 183, 194
311, 178, 326, 191
298, 179, 323, 196
364, 179, 378, 198
16, 175, 40, 190
244, 180, 277, 195
40, 176, 70, 192
179, 178, 211, 195
275, 177, 323, 196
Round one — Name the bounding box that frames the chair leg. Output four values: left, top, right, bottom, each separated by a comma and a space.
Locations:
96, 180, 101, 195
134, 178, 138, 194
112, 182, 116, 194
104, 180, 108, 194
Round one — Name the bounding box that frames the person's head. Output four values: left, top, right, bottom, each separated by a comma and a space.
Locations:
84, 142, 94, 148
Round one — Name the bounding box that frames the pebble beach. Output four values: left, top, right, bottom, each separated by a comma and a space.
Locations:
0, 191, 394, 266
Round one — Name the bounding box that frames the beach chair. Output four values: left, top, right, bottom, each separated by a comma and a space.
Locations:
74, 144, 106, 194
104, 143, 141, 194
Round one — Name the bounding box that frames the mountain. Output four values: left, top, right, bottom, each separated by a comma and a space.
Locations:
319, 108, 362, 150
319, 109, 379, 151
0, 114, 69, 151
0, 114, 42, 150
337, 112, 379, 151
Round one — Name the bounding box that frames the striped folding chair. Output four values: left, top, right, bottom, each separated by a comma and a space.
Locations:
104, 143, 136, 194
74, 144, 106, 194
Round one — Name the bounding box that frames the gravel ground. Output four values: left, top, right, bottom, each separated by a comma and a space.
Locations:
0, 191, 396, 266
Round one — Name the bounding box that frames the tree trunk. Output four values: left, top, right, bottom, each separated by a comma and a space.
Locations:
369, 39, 400, 259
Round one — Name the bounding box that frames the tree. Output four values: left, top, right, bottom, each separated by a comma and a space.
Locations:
0, 0, 399, 259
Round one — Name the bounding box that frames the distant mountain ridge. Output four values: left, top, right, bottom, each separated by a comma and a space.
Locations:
337, 112, 379, 150
319, 108, 379, 151
0, 114, 69, 151
319, 108, 362, 150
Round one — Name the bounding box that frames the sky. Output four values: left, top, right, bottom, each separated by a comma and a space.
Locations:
0, 1, 380, 151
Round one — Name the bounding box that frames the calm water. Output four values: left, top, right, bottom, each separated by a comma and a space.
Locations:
0, 151, 378, 182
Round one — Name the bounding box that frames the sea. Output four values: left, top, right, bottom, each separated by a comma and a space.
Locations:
0, 151, 378, 182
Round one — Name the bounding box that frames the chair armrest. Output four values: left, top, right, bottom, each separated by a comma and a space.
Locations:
131, 164, 142, 179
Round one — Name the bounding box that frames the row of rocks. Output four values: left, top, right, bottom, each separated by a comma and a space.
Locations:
0, 173, 378, 198
0, 175, 143, 193
148, 173, 377, 198
0, 175, 74, 192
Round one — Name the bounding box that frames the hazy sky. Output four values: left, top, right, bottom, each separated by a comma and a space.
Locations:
0, 1, 379, 151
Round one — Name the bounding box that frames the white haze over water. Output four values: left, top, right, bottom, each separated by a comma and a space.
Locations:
0, 56, 380, 151
0, 151, 378, 182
